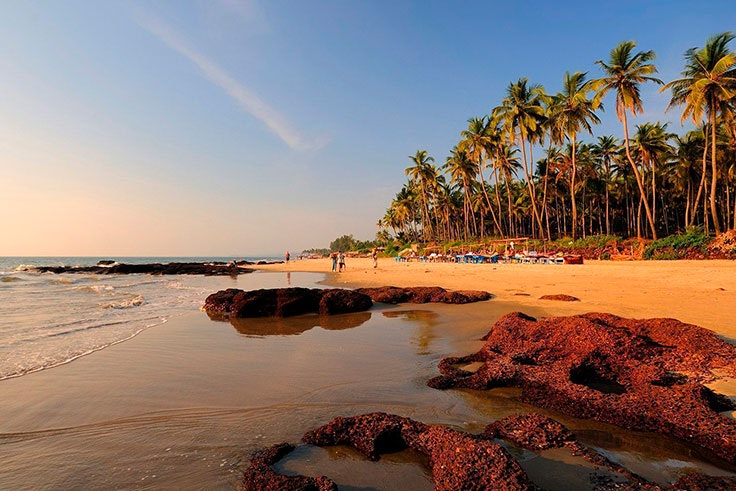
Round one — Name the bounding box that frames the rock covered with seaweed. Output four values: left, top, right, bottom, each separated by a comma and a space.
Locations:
428, 311, 736, 464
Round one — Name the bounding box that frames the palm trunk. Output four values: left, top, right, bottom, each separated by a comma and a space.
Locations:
709, 110, 722, 233
622, 110, 657, 239
478, 156, 504, 238
570, 135, 578, 240
518, 134, 544, 238
605, 160, 611, 235
691, 124, 709, 226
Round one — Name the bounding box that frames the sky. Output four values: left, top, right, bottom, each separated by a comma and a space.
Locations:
1, 0, 735, 256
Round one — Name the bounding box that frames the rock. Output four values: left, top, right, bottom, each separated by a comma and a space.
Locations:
539, 294, 580, 301
301, 412, 531, 490
28, 262, 253, 276
201, 288, 241, 317
241, 442, 337, 491
428, 312, 736, 464
319, 289, 373, 315
355, 286, 492, 304
484, 413, 574, 450
243, 411, 698, 490
203, 287, 373, 318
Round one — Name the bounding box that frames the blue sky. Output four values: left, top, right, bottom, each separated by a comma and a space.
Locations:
1, 0, 734, 256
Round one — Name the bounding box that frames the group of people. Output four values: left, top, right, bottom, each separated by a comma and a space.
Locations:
329, 249, 378, 272
330, 251, 346, 272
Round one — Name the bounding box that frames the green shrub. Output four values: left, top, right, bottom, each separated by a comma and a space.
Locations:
643, 227, 711, 260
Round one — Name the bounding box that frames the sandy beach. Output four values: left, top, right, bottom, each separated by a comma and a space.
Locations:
264, 258, 736, 341
2, 261, 735, 489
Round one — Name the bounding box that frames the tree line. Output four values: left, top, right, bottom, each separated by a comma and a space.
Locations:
378, 34, 736, 245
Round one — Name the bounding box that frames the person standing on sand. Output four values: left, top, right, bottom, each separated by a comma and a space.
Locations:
285, 251, 290, 263
338, 251, 345, 272
372, 248, 378, 269
330, 251, 338, 272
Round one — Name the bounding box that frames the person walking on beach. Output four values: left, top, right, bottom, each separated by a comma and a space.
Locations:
338, 251, 345, 272
285, 251, 290, 263
330, 251, 338, 272
372, 248, 378, 269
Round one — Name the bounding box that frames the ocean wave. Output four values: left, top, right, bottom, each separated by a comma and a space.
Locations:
74, 284, 115, 294
102, 295, 145, 309
51, 278, 76, 285
1, 276, 22, 283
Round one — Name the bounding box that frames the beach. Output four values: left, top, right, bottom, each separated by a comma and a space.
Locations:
265, 257, 736, 340
1, 260, 735, 489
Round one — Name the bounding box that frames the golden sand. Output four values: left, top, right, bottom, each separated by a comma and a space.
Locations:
263, 258, 736, 340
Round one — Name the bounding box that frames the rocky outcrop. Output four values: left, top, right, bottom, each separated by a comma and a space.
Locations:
241, 443, 336, 491
302, 412, 531, 490
428, 312, 736, 464
539, 294, 580, 301
26, 262, 255, 276
355, 286, 492, 304
203, 287, 373, 318
242, 412, 733, 490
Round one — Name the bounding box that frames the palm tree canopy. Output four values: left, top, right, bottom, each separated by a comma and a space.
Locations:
492, 78, 548, 144
661, 32, 736, 124
594, 41, 663, 121
549, 71, 602, 143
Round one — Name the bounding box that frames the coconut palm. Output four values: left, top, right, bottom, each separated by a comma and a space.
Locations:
492, 78, 548, 237
444, 146, 478, 240
594, 41, 663, 238
591, 135, 622, 234
459, 117, 504, 236
548, 71, 601, 239
405, 150, 436, 240
632, 122, 674, 232
661, 32, 736, 233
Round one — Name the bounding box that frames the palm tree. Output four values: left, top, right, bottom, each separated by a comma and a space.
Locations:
444, 146, 478, 240
459, 117, 504, 236
548, 71, 601, 239
405, 150, 436, 240
591, 135, 622, 234
661, 32, 736, 234
632, 122, 674, 232
594, 41, 663, 239
492, 78, 548, 238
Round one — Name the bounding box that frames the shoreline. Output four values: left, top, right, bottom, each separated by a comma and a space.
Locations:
257, 258, 736, 341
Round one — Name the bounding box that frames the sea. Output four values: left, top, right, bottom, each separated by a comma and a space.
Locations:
0, 256, 281, 381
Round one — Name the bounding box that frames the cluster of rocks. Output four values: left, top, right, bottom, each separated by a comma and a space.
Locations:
242, 412, 735, 490
355, 286, 492, 304
203, 286, 492, 319
24, 261, 256, 276
203, 287, 374, 318
428, 311, 736, 465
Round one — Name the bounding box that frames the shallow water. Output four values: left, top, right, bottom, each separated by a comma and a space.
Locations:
0, 271, 734, 489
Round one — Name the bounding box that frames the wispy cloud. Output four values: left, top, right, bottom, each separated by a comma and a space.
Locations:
136, 12, 318, 151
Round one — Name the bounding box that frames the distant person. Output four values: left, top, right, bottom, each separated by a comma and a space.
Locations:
338, 251, 345, 272
330, 251, 338, 272
285, 251, 290, 263
372, 248, 378, 269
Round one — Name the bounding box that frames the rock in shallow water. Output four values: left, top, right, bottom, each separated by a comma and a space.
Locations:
241, 412, 736, 490
203, 287, 373, 318
428, 311, 736, 465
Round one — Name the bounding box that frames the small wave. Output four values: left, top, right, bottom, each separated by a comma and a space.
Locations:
0, 316, 171, 381
50, 278, 76, 285
102, 295, 145, 309
74, 284, 115, 294
13, 264, 38, 272
1, 276, 22, 283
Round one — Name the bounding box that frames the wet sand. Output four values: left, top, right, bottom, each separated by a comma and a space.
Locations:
1, 266, 735, 489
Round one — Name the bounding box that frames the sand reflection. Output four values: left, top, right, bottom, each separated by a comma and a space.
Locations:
383, 310, 439, 356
